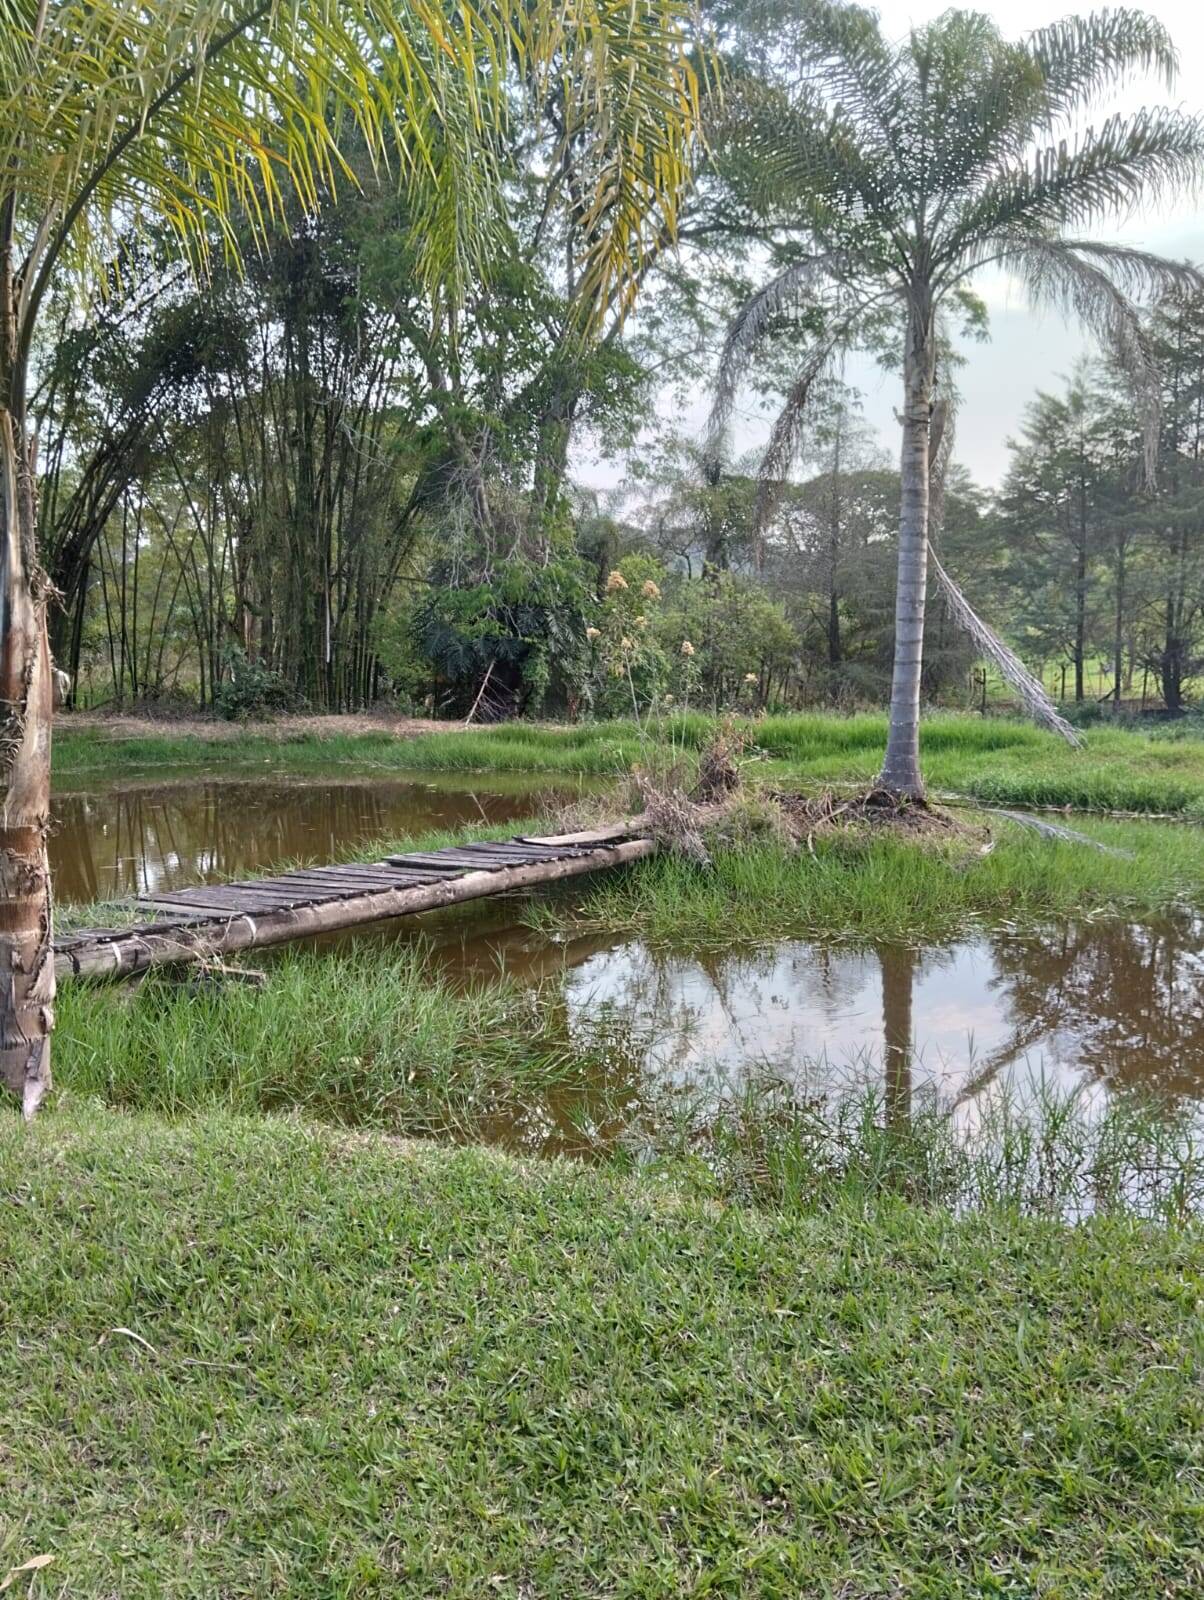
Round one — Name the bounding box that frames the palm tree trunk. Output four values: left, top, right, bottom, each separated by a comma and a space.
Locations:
0, 403, 56, 1117
879, 305, 934, 799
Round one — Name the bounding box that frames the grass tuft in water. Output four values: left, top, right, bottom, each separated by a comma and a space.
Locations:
526, 819, 1204, 946
651, 1070, 1204, 1226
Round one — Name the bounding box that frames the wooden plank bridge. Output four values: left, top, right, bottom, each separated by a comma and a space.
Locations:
55, 817, 657, 981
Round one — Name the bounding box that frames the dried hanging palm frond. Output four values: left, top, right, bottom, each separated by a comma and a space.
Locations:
927, 391, 1081, 748
928, 547, 1082, 747
988, 808, 1131, 855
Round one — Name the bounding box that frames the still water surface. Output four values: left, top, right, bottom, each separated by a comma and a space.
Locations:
50, 770, 573, 904
52, 772, 1204, 1121
423, 916, 1204, 1129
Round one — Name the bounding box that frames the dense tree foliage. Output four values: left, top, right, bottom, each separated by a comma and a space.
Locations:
19, 2, 1204, 735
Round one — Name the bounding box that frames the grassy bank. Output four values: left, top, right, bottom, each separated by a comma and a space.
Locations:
3, 1107, 1202, 1598
530, 813, 1204, 945
53, 710, 1204, 815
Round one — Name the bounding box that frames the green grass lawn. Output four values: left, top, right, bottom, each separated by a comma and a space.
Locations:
25, 715, 1204, 1596
2, 1106, 1202, 1599
53, 709, 1204, 816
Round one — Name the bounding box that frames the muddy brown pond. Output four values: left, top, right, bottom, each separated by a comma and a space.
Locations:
412, 915, 1204, 1149
54, 773, 1204, 1140
50, 769, 574, 902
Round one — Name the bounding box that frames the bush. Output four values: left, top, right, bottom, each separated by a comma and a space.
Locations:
213, 646, 302, 720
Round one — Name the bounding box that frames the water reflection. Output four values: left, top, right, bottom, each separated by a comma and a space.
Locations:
881, 943, 915, 1130
51, 773, 579, 904
424, 913, 1204, 1122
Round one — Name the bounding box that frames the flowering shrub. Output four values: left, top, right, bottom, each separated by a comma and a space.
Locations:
586, 556, 669, 719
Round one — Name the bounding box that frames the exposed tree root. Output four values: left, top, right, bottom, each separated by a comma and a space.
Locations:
767, 786, 969, 843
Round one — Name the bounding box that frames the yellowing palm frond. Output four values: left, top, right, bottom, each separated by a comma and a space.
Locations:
0, 0, 702, 399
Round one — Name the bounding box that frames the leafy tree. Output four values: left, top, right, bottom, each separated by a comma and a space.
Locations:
0, 0, 701, 1112
999, 371, 1118, 703
1145, 292, 1204, 710
709, 1, 1204, 795
656, 569, 797, 709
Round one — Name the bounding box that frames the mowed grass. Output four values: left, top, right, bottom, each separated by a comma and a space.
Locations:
1, 1107, 1201, 1599
54, 710, 1204, 815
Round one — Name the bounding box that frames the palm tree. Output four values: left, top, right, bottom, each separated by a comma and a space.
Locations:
0, 0, 701, 1115
709, 2, 1204, 799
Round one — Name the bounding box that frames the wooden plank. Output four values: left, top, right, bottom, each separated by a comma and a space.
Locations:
253, 874, 384, 895
188, 881, 315, 903
273, 869, 444, 893
520, 815, 651, 847
137, 889, 288, 915
279, 863, 408, 881
454, 841, 584, 859
125, 899, 224, 922
56, 928, 131, 949
57, 912, 197, 947
289, 870, 445, 883
137, 885, 290, 909
383, 852, 483, 872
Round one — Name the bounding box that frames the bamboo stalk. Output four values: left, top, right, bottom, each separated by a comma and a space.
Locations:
56, 836, 658, 981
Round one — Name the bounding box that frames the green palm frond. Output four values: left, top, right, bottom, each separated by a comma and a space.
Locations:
988, 234, 1203, 476
711, 76, 902, 241
0, 0, 702, 395
540, 0, 703, 321
1027, 7, 1177, 121
944, 107, 1204, 264
781, 0, 904, 155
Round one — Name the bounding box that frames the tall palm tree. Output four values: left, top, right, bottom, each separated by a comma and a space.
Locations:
0, 0, 701, 1115
709, 2, 1204, 798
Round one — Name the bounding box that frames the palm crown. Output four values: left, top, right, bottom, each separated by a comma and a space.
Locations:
710, 2, 1204, 795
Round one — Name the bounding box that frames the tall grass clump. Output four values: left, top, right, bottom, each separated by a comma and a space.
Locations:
649, 1071, 1204, 1225
532, 817, 1204, 946
55, 945, 639, 1149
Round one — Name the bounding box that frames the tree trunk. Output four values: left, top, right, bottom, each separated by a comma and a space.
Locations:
879, 301, 934, 799
827, 414, 842, 670
0, 405, 56, 1117
1113, 536, 1125, 707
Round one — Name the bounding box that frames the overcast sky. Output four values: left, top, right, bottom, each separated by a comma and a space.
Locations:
576, 0, 1204, 496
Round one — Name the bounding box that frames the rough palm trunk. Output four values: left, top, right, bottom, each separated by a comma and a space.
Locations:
0, 404, 56, 1117
879, 301, 934, 799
